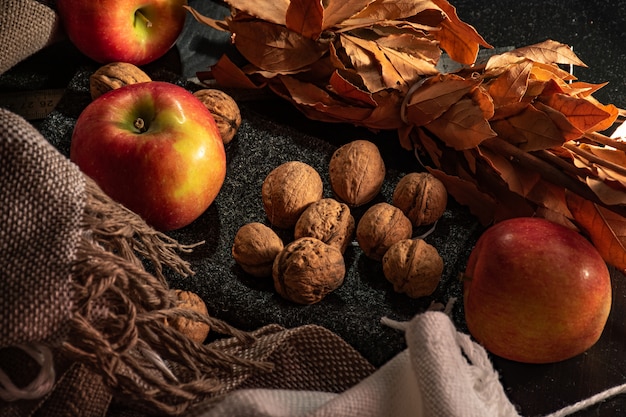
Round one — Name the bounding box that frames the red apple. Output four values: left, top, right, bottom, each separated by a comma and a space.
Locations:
57, 0, 187, 65
463, 217, 611, 364
70, 81, 226, 231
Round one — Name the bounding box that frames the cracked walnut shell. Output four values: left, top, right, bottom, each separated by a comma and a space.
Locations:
356, 202, 413, 261
262, 161, 323, 229
329, 140, 385, 207
382, 239, 443, 298
392, 172, 448, 227
89, 62, 151, 100
193, 89, 242, 144
273, 237, 345, 305
168, 290, 211, 344
294, 198, 355, 254
232, 222, 284, 278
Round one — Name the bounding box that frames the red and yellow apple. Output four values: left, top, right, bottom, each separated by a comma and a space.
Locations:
70, 81, 226, 231
57, 0, 187, 65
463, 217, 612, 364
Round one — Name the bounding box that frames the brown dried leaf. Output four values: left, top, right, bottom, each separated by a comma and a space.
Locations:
350, 0, 441, 21
430, 0, 492, 65
425, 97, 497, 150
339, 34, 404, 92
404, 74, 478, 125
491, 104, 564, 151
567, 192, 626, 272
229, 19, 327, 72
486, 39, 586, 71
487, 60, 532, 108
286, 0, 324, 39
224, 0, 289, 25
184, 6, 229, 31
204, 55, 266, 89
427, 168, 496, 226
322, 0, 377, 29
540, 93, 612, 133
329, 70, 378, 106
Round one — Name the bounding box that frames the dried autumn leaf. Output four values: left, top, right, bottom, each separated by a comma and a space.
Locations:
567, 192, 626, 272
350, 0, 441, 21
491, 104, 565, 151
286, 0, 324, 39
322, 0, 376, 29
425, 97, 497, 150
487, 60, 532, 108
486, 39, 587, 71
229, 19, 327, 72
223, 0, 289, 25
204, 55, 267, 89
427, 167, 496, 225
329, 70, 377, 106
539, 93, 613, 133
404, 74, 478, 126
339, 34, 405, 92
430, 0, 492, 65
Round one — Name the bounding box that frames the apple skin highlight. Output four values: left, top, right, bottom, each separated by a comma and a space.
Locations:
70, 81, 226, 231
462, 217, 612, 364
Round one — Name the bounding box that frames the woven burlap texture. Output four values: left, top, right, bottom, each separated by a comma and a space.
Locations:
0, 0, 59, 74
0, 108, 375, 417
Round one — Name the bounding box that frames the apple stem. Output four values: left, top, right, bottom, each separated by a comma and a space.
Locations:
134, 118, 147, 133
135, 10, 153, 28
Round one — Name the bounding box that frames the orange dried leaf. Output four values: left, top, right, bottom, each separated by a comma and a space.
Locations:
486, 39, 586, 71
425, 97, 497, 150
286, 0, 324, 39
224, 0, 289, 25
567, 192, 626, 272
229, 19, 327, 72
206, 55, 266, 89
530, 61, 577, 82
404, 74, 478, 126
533, 102, 583, 141
322, 0, 377, 29
487, 60, 532, 108
329, 70, 377, 106
491, 105, 564, 151
339, 34, 403, 92
540, 93, 612, 133
184, 6, 229, 31
430, 0, 492, 65
566, 81, 609, 98
350, 0, 440, 21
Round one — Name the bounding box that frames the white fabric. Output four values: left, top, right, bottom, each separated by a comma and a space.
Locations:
196, 310, 521, 417
195, 309, 623, 417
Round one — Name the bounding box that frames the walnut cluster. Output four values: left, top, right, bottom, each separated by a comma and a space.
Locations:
232, 140, 450, 303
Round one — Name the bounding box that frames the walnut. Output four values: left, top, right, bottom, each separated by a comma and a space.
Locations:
232, 222, 284, 277
392, 172, 448, 227
89, 62, 151, 100
193, 89, 242, 145
329, 140, 386, 207
262, 161, 323, 229
356, 202, 413, 261
382, 239, 443, 298
168, 290, 211, 343
273, 237, 345, 304
294, 198, 355, 254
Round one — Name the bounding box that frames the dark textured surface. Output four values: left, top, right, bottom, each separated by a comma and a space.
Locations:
2, 1, 626, 416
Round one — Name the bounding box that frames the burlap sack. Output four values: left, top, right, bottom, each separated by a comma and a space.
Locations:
0, 0, 60, 74
0, 108, 375, 417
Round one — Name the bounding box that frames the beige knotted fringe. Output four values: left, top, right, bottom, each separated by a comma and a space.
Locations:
63, 177, 272, 415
